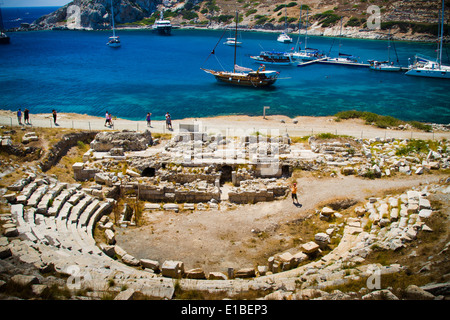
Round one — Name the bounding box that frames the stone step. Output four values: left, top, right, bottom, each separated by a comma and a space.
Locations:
77, 199, 100, 227
86, 199, 115, 234
27, 184, 49, 207
67, 191, 85, 206
16, 182, 38, 204
77, 224, 102, 255
24, 208, 36, 225
69, 222, 94, 254
30, 225, 50, 245
68, 195, 93, 224
56, 202, 73, 221
36, 183, 68, 215
47, 188, 76, 217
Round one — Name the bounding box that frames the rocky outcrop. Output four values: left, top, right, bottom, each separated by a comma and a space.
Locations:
90, 130, 152, 152
33, 0, 159, 30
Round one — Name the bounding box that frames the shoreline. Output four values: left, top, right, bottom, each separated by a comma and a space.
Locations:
7, 23, 448, 44
1, 110, 449, 141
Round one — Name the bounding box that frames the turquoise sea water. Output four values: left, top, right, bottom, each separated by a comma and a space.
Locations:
1, 8, 450, 123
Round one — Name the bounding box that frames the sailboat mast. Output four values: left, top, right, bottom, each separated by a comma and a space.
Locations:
388, 28, 391, 63
305, 8, 309, 50
439, 0, 445, 67
233, 11, 238, 73
111, 0, 116, 37
338, 17, 343, 56
296, 6, 302, 52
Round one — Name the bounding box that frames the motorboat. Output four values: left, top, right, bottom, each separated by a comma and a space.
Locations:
250, 51, 295, 66
277, 32, 292, 43
153, 11, 172, 35
406, 0, 449, 79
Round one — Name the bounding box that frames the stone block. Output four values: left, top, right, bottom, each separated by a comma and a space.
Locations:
185, 268, 206, 279
104, 229, 115, 245
113, 245, 127, 258
293, 252, 308, 265
418, 209, 433, 218
10, 274, 40, 287
140, 259, 160, 272
314, 233, 330, 248
321, 207, 334, 216
114, 288, 139, 300
122, 254, 140, 266
302, 241, 320, 254
145, 203, 161, 210
163, 203, 179, 211
208, 272, 227, 280
235, 268, 256, 279
161, 260, 184, 278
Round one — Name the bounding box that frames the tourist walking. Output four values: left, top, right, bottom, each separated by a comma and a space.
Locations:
105, 111, 110, 127
165, 112, 172, 130
52, 109, 57, 125
24, 108, 30, 125
17, 108, 22, 125
146, 112, 152, 127
291, 182, 298, 204
107, 112, 113, 127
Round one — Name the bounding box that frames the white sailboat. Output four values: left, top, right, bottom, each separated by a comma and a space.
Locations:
291, 7, 325, 61
277, 3, 292, 43
406, 0, 450, 79
224, 27, 242, 46
107, 0, 121, 48
324, 17, 361, 65
369, 29, 401, 71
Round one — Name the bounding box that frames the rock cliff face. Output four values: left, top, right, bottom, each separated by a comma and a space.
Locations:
34, 0, 159, 30
33, 0, 448, 40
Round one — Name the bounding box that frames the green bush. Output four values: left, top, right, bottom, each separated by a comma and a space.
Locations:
334, 110, 432, 131
314, 10, 340, 27
345, 16, 361, 27
380, 21, 449, 35
255, 15, 269, 25
245, 9, 257, 17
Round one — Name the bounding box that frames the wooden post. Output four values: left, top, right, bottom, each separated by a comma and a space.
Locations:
263, 106, 270, 119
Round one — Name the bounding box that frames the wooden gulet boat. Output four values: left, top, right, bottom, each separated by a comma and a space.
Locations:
201, 12, 279, 88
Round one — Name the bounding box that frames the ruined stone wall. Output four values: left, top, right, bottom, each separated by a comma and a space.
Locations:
40, 131, 98, 172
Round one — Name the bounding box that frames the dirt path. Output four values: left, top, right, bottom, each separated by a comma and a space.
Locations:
114, 173, 446, 274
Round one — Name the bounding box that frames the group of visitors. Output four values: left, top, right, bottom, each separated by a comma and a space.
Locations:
16, 108, 58, 126
17, 108, 31, 125
104, 111, 113, 127
143, 111, 172, 130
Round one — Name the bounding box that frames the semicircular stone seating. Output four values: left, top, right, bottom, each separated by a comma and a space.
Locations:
3, 172, 442, 299
4, 173, 177, 298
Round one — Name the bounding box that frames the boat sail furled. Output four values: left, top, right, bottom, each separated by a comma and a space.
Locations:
107, 0, 121, 47
291, 6, 326, 61
201, 12, 279, 88
406, 0, 450, 79
368, 29, 401, 71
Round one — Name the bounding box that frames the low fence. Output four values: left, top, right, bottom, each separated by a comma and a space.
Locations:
0, 115, 447, 141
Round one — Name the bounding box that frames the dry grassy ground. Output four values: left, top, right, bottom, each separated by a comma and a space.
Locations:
114, 171, 449, 275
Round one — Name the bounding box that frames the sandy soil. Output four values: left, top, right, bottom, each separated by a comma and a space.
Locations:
115, 172, 447, 274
